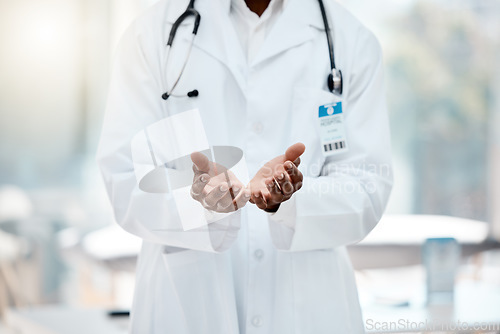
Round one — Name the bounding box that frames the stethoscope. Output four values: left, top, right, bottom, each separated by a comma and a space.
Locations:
161, 0, 343, 101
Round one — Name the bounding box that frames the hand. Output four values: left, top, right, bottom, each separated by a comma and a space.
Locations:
249, 143, 305, 213
190, 152, 251, 213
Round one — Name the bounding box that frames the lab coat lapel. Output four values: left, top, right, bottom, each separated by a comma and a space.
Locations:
252, 0, 323, 67
163, 0, 323, 92
195, 0, 247, 92
166, 0, 247, 94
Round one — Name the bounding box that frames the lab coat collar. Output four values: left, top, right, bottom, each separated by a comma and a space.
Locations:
164, 0, 325, 32
250, 0, 325, 66
229, 0, 289, 17
164, 0, 247, 92
164, 0, 326, 91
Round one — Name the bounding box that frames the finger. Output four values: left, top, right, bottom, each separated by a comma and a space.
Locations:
191, 152, 210, 173
266, 178, 284, 204
275, 170, 294, 198
284, 143, 306, 164
191, 174, 210, 198
266, 177, 281, 195
216, 192, 235, 212
204, 183, 229, 208
216, 183, 241, 211
232, 188, 251, 211
223, 171, 242, 198
251, 191, 268, 211
217, 183, 241, 211
285, 161, 303, 191
229, 183, 242, 199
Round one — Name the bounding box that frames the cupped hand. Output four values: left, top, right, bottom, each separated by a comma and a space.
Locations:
248, 143, 305, 212
190, 152, 251, 213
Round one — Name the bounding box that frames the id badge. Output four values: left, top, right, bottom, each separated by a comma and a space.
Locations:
319, 102, 348, 156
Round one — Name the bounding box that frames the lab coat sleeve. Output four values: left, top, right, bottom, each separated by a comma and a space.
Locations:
268, 30, 393, 252
96, 23, 239, 253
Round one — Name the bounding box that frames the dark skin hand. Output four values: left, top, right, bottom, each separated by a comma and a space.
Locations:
190, 144, 305, 214
191, 152, 251, 213
248, 143, 305, 213
245, 0, 272, 16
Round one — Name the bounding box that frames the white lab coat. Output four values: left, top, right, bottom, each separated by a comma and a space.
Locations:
97, 0, 393, 333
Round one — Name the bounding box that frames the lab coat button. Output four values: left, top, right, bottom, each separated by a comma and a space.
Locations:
252, 122, 264, 134
252, 316, 263, 327
254, 249, 264, 260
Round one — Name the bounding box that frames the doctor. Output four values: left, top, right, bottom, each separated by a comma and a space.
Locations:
97, 0, 393, 333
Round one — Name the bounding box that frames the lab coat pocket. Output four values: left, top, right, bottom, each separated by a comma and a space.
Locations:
290, 87, 340, 177
160, 248, 239, 334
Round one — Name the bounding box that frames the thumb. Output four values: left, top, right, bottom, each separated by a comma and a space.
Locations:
284, 142, 306, 163
191, 152, 210, 173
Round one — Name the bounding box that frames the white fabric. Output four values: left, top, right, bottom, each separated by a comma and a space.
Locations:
96, 0, 394, 333
130, 109, 209, 193
130, 108, 250, 230
230, 0, 288, 63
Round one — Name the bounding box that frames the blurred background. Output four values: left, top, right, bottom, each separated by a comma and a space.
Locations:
0, 0, 499, 332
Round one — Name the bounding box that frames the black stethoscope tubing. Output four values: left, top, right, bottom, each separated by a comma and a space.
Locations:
318, 0, 343, 95
162, 0, 343, 100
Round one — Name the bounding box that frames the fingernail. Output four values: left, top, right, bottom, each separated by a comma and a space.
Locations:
220, 184, 228, 192
285, 162, 293, 170
233, 186, 241, 193
277, 173, 284, 180
244, 192, 251, 198
254, 193, 260, 198
201, 175, 208, 183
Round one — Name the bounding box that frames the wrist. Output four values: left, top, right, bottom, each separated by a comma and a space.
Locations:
264, 203, 281, 213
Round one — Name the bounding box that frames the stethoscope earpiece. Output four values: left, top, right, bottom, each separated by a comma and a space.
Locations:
187, 90, 199, 98
162, 2, 200, 101
161, 90, 199, 100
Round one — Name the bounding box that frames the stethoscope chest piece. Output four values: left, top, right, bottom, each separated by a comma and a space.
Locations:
328, 68, 343, 96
